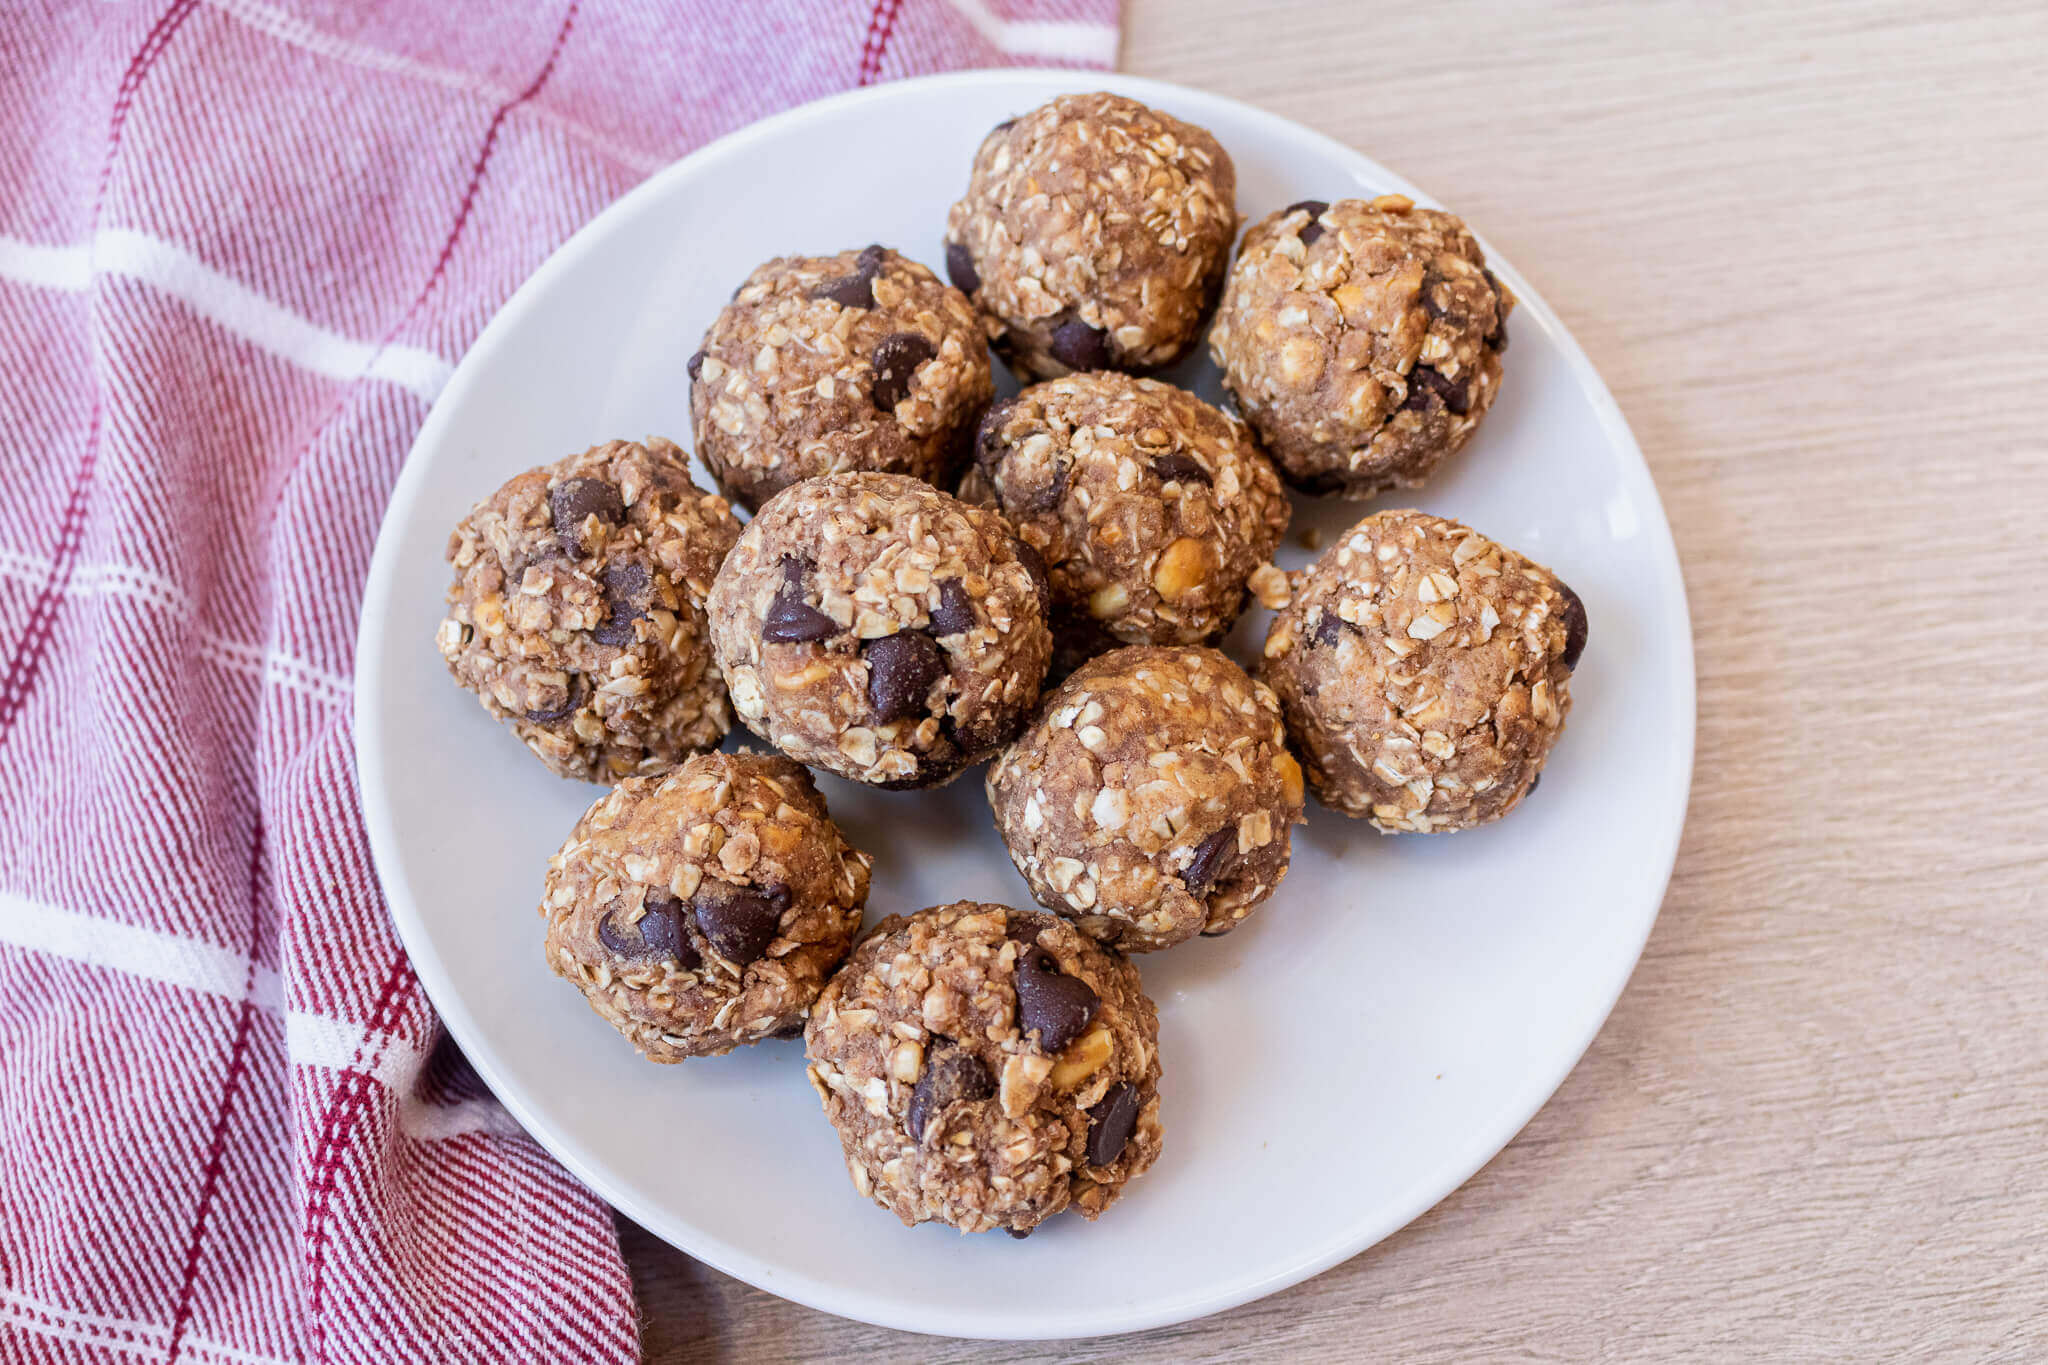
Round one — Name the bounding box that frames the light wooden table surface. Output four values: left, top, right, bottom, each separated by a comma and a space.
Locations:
625, 3, 2048, 1357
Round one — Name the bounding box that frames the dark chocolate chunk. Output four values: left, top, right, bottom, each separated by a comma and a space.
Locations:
809, 244, 887, 309
1085, 1081, 1140, 1167
870, 331, 936, 410
1014, 540, 1051, 611
1150, 451, 1211, 486
1483, 268, 1510, 351
691, 879, 791, 966
929, 577, 976, 636
550, 477, 625, 554
1313, 611, 1348, 648
597, 895, 699, 969
1179, 826, 1237, 895
1554, 580, 1588, 671
592, 562, 651, 647
1049, 316, 1109, 372
1012, 947, 1098, 1054
1402, 365, 1471, 416
687, 349, 706, 380
906, 1046, 994, 1143
974, 396, 1019, 464
945, 240, 980, 295
1005, 1227, 1032, 1240
864, 630, 947, 723
1286, 199, 1330, 247
760, 557, 839, 644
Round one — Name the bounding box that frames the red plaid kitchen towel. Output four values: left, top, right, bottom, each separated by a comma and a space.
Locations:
0, 3, 1117, 1360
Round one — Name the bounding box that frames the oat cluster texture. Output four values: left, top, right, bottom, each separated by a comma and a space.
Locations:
432, 88, 1586, 1241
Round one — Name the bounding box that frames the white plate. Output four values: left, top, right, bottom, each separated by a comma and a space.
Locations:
356, 71, 1694, 1340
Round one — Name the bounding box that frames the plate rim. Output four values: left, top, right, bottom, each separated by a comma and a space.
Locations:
355, 67, 1697, 1341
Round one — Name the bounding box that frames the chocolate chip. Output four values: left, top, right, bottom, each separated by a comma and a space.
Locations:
597, 896, 699, 970
1286, 199, 1330, 247
929, 577, 976, 636
1027, 462, 1071, 514
1085, 1081, 1140, 1167
1049, 316, 1110, 372
993, 116, 1016, 133
1402, 365, 1471, 416
1180, 826, 1237, 895
550, 477, 625, 554
1012, 948, 1098, 1054
870, 331, 936, 410
945, 240, 980, 295
1004, 913, 1041, 946
691, 879, 791, 966
1554, 580, 1588, 671
592, 562, 650, 647
1005, 1227, 1032, 1240
1418, 269, 1450, 322
975, 397, 1018, 464
906, 1046, 994, 1144
1313, 612, 1348, 648
810, 244, 886, 309
523, 674, 587, 723
760, 557, 839, 644
1483, 268, 1510, 351
1014, 539, 1050, 610
864, 630, 946, 723
687, 349, 706, 380
1150, 452, 1211, 486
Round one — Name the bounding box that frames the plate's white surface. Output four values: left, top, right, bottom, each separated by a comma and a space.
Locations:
355, 71, 1694, 1340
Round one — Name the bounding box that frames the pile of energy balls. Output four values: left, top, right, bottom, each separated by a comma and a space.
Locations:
435, 92, 1586, 1239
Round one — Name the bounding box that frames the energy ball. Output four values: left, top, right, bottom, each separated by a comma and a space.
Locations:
542, 750, 873, 1060
804, 901, 1162, 1235
988, 646, 1305, 952
1259, 509, 1584, 832
944, 92, 1238, 381
707, 472, 1052, 789
437, 437, 741, 783
689, 245, 992, 511
960, 372, 1290, 666
1209, 195, 1513, 497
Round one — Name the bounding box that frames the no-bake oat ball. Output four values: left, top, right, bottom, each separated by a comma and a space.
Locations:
1209, 196, 1512, 498
988, 646, 1304, 951
707, 472, 1053, 789
542, 750, 873, 1060
689, 245, 992, 511
437, 437, 742, 783
959, 372, 1290, 666
1259, 509, 1584, 832
944, 92, 1238, 381
804, 901, 1163, 1235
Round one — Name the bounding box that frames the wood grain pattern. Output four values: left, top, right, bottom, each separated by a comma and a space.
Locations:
627, 3, 2048, 1357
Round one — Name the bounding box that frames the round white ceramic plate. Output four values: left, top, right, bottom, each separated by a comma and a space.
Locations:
356, 70, 1694, 1340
